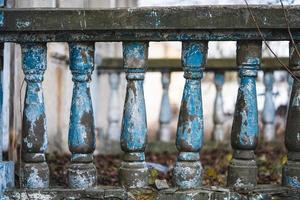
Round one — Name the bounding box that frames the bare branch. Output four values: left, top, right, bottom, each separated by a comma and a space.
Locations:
243, 0, 300, 82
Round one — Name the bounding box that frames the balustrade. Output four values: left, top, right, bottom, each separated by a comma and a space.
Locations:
0, 5, 298, 200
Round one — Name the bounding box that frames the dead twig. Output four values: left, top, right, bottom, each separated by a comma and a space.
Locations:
280, 0, 300, 62
243, 0, 300, 82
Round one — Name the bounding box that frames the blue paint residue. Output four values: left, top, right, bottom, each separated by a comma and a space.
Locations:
214, 72, 225, 86
238, 77, 258, 146
68, 82, 95, 150
176, 79, 203, 151
0, 11, 4, 27
245, 58, 260, 66
69, 43, 94, 80
285, 176, 300, 189
121, 42, 147, 153
182, 43, 204, 68
0, 0, 3, 29
123, 42, 147, 69
175, 42, 206, 153
22, 43, 48, 152
22, 43, 47, 82
121, 80, 147, 151
68, 43, 95, 153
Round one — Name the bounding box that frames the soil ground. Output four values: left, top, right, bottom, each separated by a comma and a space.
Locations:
43, 141, 286, 188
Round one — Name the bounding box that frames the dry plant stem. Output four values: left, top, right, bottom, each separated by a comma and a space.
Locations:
280, 0, 300, 61
244, 0, 300, 82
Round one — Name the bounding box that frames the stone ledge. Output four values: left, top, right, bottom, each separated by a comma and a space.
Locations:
3, 185, 298, 200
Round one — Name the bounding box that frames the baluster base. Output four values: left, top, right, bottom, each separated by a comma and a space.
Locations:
227, 158, 257, 189
282, 160, 300, 188
119, 161, 148, 188
68, 162, 97, 189
173, 161, 202, 190
21, 162, 49, 189
263, 123, 275, 142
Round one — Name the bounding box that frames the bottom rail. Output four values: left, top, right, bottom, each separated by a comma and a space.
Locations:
4, 185, 297, 200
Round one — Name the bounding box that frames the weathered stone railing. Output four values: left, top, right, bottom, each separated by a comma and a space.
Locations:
0, 5, 299, 199
98, 57, 288, 144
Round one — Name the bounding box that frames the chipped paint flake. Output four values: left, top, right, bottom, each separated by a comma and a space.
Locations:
174, 41, 207, 190
0, 11, 4, 27
16, 19, 31, 29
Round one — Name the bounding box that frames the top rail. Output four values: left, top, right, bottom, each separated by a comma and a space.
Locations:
1, 6, 300, 42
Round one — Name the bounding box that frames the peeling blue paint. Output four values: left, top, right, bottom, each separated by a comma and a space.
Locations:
123, 42, 147, 70
0, 11, 4, 27
237, 76, 258, 146
0, 161, 14, 196
121, 42, 147, 156
69, 82, 95, 150
120, 42, 149, 188
214, 72, 225, 87
121, 80, 147, 151
285, 175, 300, 188
21, 43, 49, 189
232, 58, 259, 148
0, 0, 3, 28
22, 43, 47, 153
68, 42, 96, 189
174, 41, 207, 190
182, 43, 205, 68
16, 19, 31, 29
0, 69, 2, 161
176, 79, 203, 151
68, 42, 95, 155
